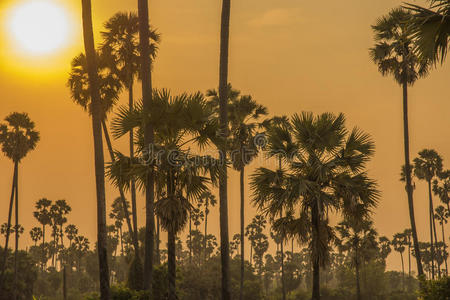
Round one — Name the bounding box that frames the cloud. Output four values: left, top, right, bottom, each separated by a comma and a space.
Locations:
248, 8, 303, 27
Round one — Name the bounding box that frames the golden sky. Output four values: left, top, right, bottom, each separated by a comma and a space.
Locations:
0, 0, 449, 272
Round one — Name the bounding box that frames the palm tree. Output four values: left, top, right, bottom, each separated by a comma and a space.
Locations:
413, 149, 443, 278
199, 191, 217, 262
335, 214, 377, 300
30, 227, 43, 246
392, 232, 408, 290
405, 0, 450, 64
370, 8, 430, 277
65, 224, 78, 247
80, 1, 109, 298
434, 205, 449, 275
403, 228, 413, 276
251, 112, 379, 300
109, 90, 219, 299
218, 0, 232, 298
207, 86, 268, 296
33, 198, 52, 247
101, 12, 160, 249
0, 112, 39, 296
137, 0, 156, 290
433, 170, 450, 212
67, 51, 139, 259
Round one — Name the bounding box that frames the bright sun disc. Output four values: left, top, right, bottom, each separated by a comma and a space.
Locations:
9, 1, 70, 55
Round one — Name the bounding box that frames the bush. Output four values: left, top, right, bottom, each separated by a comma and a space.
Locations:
419, 277, 450, 300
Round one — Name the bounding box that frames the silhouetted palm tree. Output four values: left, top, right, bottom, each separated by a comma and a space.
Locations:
218, 0, 232, 298
101, 12, 160, 249
80, 0, 109, 298
33, 198, 52, 248
392, 232, 408, 290
413, 149, 443, 278
370, 8, 430, 276
199, 191, 217, 261
251, 112, 379, 300
0, 112, 39, 296
434, 205, 449, 275
405, 0, 450, 63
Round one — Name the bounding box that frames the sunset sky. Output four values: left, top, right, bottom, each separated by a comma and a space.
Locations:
0, 0, 449, 273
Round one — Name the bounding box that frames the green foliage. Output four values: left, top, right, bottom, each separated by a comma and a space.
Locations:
419, 277, 450, 300
127, 256, 144, 291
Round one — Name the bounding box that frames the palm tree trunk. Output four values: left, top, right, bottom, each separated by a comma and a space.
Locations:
138, 0, 155, 290
355, 248, 361, 300
129, 81, 139, 245
279, 159, 286, 300
189, 213, 192, 263
0, 163, 17, 285
428, 185, 436, 279
401, 252, 405, 291
204, 202, 208, 262
156, 216, 160, 265
218, 0, 232, 298
429, 180, 441, 278
441, 222, 448, 276
101, 121, 139, 257
167, 227, 177, 300
311, 204, 321, 300
240, 167, 245, 300
408, 240, 411, 277
14, 161, 19, 300
402, 80, 424, 276
81, 1, 110, 298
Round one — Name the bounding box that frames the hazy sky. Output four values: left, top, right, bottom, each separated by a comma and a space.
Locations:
0, 0, 449, 272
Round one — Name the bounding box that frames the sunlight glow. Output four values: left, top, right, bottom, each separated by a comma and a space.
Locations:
8, 1, 70, 55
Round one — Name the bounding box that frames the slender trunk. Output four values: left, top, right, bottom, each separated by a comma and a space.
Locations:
428, 183, 436, 279
218, 1, 231, 299
279, 157, 286, 300
63, 266, 67, 300
355, 247, 361, 300
401, 252, 405, 291
138, 0, 155, 290
156, 216, 160, 265
81, 1, 109, 298
189, 213, 192, 263
402, 80, 424, 276
167, 227, 177, 300
204, 201, 208, 262
14, 162, 19, 300
240, 167, 245, 300
0, 163, 17, 285
129, 81, 139, 245
101, 121, 138, 257
441, 222, 448, 276
312, 204, 321, 300
429, 180, 441, 278
120, 227, 124, 256
408, 238, 411, 277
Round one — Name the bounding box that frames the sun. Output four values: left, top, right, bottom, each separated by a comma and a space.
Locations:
8, 1, 70, 55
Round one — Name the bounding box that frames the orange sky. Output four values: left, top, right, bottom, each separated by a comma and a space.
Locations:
0, 0, 449, 273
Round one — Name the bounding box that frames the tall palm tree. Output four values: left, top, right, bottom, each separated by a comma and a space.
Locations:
405, 0, 450, 64
0, 112, 39, 296
207, 86, 268, 297
67, 51, 139, 259
80, 1, 109, 298
101, 12, 160, 248
30, 227, 43, 247
218, 0, 232, 298
137, 0, 156, 290
403, 228, 413, 276
413, 149, 443, 278
109, 90, 219, 299
434, 205, 449, 275
251, 112, 379, 300
370, 8, 430, 277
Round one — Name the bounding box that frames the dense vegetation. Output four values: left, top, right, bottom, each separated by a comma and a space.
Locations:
1, 0, 450, 299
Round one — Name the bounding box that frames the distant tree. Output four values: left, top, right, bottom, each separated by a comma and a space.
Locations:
434, 205, 449, 275
33, 198, 52, 247
0, 112, 39, 296
30, 227, 43, 246
65, 224, 78, 247
413, 149, 443, 278
392, 232, 408, 290
199, 191, 217, 261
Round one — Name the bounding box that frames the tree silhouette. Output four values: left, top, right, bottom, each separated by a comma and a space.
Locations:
0, 112, 39, 296
370, 8, 430, 277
